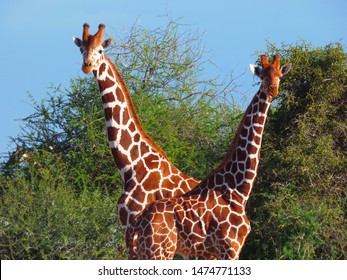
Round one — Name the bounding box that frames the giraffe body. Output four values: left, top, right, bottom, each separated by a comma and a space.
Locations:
127, 55, 291, 259
73, 24, 199, 230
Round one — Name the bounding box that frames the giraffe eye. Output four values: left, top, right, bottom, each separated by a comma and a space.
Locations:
98, 50, 103, 54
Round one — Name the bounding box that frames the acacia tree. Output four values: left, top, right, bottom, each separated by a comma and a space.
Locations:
0, 19, 241, 259
3, 20, 344, 260
3, 19, 240, 185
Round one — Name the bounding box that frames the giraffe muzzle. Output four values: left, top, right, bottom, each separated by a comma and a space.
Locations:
263, 84, 279, 98
82, 60, 94, 74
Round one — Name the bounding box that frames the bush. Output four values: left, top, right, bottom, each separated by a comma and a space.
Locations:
243, 41, 346, 260
0, 167, 125, 259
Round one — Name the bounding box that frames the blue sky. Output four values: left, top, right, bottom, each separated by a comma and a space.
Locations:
0, 0, 346, 155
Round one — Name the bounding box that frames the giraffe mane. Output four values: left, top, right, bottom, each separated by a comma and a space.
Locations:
203, 101, 252, 182
80, 23, 170, 160
104, 55, 170, 161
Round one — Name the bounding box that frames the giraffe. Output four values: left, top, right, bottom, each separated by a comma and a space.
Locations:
126, 54, 292, 260
73, 24, 200, 230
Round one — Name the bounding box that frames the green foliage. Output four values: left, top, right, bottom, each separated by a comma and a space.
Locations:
243, 41, 347, 260
110, 19, 240, 178
1, 19, 345, 260
0, 170, 124, 259
0, 18, 240, 259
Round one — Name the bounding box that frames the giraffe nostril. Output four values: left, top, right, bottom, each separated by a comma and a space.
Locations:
268, 85, 278, 90
84, 61, 92, 67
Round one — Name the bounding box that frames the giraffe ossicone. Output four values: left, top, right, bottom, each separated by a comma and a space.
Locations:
73, 23, 199, 231
126, 55, 291, 260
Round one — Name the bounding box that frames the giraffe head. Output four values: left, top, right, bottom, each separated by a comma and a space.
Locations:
250, 54, 292, 98
73, 23, 112, 74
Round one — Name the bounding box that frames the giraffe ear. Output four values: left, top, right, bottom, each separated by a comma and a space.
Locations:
280, 63, 292, 77
73, 37, 82, 47
249, 64, 262, 78
102, 38, 112, 49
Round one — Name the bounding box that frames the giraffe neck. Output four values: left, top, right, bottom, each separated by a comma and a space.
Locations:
205, 89, 271, 203
93, 55, 168, 182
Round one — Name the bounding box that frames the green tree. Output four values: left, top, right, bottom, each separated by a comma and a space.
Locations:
0, 18, 240, 259
243, 41, 346, 260
3, 20, 344, 260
